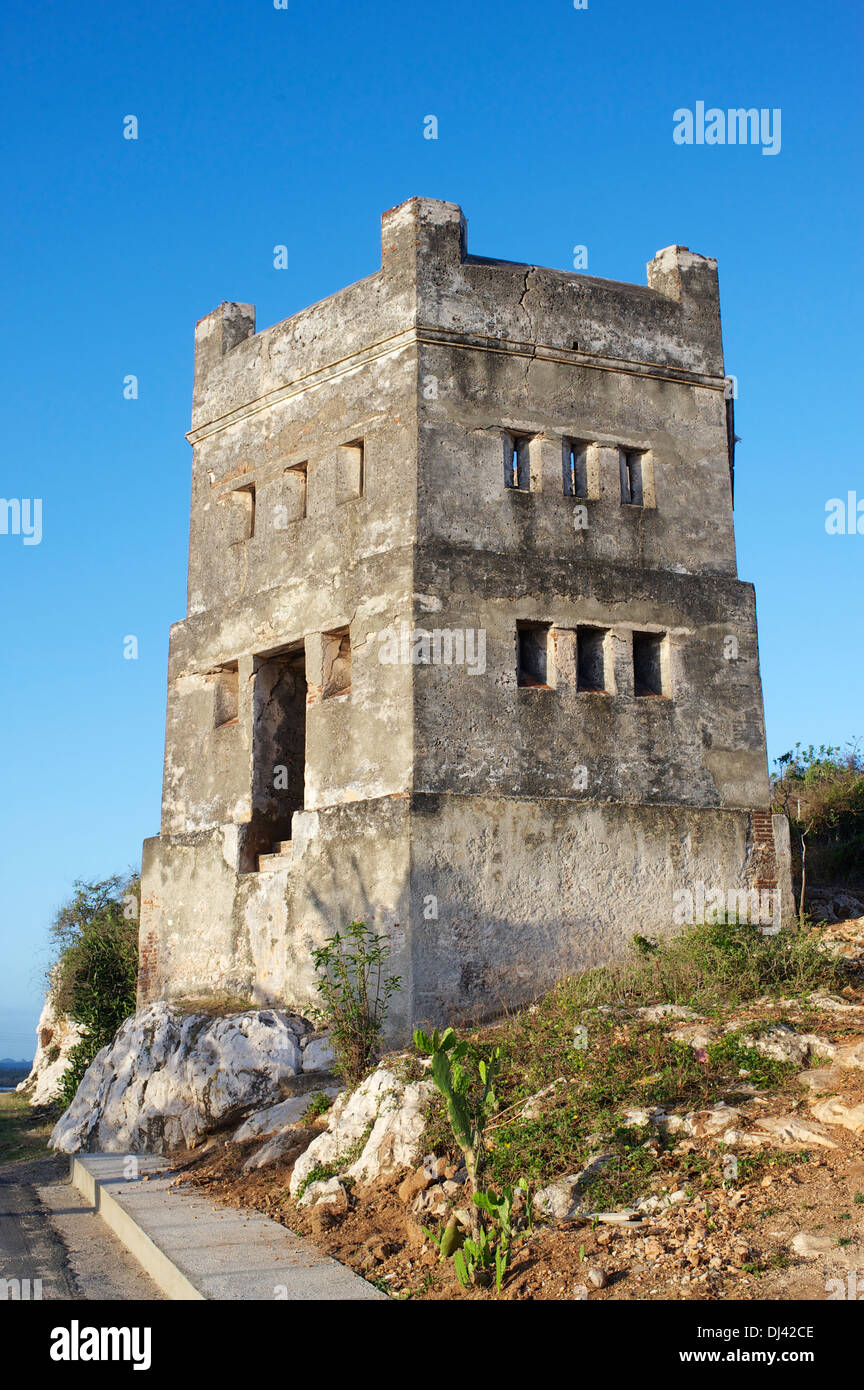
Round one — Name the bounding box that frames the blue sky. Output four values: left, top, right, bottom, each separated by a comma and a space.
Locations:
1, 0, 861, 1058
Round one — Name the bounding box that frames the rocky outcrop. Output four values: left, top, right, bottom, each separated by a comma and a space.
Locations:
50, 1002, 328, 1154
735, 1023, 835, 1066
806, 890, 864, 925
289, 1065, 434, 1203
16, 992, 84, 1107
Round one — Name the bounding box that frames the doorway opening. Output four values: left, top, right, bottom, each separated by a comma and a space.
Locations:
244, 644, 307, 869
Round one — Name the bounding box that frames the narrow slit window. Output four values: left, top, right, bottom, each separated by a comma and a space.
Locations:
340, 440, 364, 500
633, 632, 665, 697
505, 433, 533, 491
227, 484, 255, 541
577, 627, 608, 692
517, 622, 551, 687
212, 664, 239, 726
620, 450, 645, 506
563, 439, 589, 498
283, 463, 308, 521
322, 627, 351, 698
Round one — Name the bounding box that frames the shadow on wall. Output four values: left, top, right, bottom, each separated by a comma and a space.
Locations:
275, 839, 646, 1044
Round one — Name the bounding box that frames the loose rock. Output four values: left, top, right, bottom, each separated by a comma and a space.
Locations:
289, 1065, 434, 1196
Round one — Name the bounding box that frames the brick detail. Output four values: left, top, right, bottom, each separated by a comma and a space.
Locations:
748, 810, 777, 891
137, 928, 159, 1006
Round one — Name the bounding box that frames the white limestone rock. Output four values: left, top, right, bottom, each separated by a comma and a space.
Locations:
792, 1232, 863, 1266
809, 993, 864, 1014
301, 1036, 336, 1073
797, 1065, 846, 1092
665, 1022, 719, 1052
533, 1175, 586, 1222
637, 1191, 686, 1213
735, 1023, 835, 1066
808, 1097, 864, 1136
533, 1151, 613, 1221
621, 1106, 686, 1134
289, 1065, 434, 1197
633, 1004, 699, 1023
232, 1087, 342, 1143
684, 1103, 742, 1138
243, 1129, 306, 1172
298, 1176, 349, 1210
16, 992, 84, 1107
834, 1039, 864, 1070
520, 1077, 567, 1120
752, 1113, 838, 1147
50, 1002, 313, 1154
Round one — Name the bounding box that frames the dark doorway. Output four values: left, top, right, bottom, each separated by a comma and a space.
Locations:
246, 645, 307, 866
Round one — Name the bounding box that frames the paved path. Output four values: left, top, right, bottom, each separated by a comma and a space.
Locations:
72, 1154, 387, 1301
0, 1155, 164, 1300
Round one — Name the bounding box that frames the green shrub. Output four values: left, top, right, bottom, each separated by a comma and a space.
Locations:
302, 1091, 333, 1121
50, 876, 139, 1107
565, 916, 844, 1013
311, 921, 401, 1087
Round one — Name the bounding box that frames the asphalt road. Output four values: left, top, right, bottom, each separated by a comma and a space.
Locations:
0, 1154, 164, 1301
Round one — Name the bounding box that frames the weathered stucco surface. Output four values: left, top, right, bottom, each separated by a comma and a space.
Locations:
139, 197, 790, 1038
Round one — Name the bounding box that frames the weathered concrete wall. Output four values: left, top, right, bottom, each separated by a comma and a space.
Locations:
406, 199, 723, 376
139, 196, 782, 1038
415, 341, 735, 575
410, 557, 769, 808
140, 798, 413, 1039
408, 796, 778, 1028
162, 342, 419, 839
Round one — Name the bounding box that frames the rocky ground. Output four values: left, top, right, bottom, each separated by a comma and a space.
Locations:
173, 914, 864, 1301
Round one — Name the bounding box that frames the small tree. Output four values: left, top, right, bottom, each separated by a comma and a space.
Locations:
50, 875, 139, 1107
772, 740, 864, 898
311, 921, 401, 1087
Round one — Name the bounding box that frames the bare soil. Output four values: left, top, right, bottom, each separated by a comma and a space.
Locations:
182, 917, 864, 1301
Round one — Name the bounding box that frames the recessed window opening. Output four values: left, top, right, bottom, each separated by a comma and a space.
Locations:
633, 631, 665, 697
563, 439, 589, 498
505, 433, 533, 491
340, 440, 365, 499
227, 484, 256, 540
322, 627, 351, 699
283, 462, 308, 520
247, 645, 307, 867
620, 450, 645, 506
577, 627, 608, 692
517, 622, 551, 687
212, 663, 239, 726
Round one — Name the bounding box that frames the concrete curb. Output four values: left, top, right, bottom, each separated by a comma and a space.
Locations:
71, 1153, 387, 1302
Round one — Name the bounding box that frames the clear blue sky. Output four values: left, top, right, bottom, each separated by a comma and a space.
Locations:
1, 0, 861, 1058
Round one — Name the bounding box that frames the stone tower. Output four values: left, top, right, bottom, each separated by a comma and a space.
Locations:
138, 197, 791, 1039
